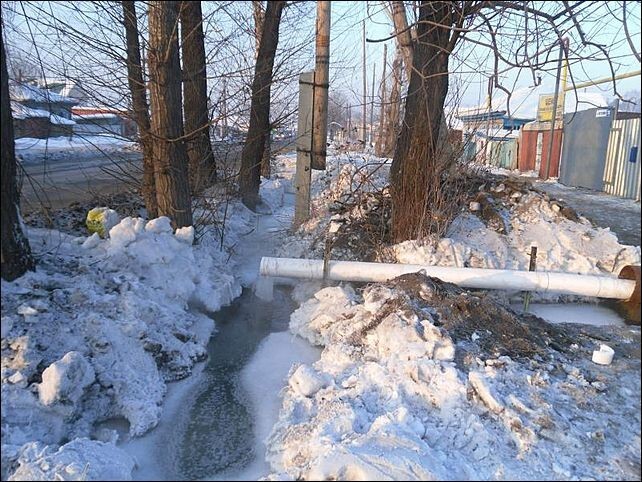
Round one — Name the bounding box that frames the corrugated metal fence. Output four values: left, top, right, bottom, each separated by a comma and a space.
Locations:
603, 116, 641, 200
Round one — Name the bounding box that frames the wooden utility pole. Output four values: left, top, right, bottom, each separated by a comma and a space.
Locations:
294, 72, 315, 226
311, 0, 331, 170
370, 63, 376, 147
361, 20, 367, 144
388, 1, 413, 78
375, 43, 387, 156
544, 37, 569, 180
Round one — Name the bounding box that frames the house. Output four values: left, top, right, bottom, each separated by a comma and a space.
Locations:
10, 83, 77, 138
72, 106, 137, 138
456, 87, 536, 167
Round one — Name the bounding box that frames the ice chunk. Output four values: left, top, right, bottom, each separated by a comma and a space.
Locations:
175, 226, 195, 245
38, 352, 95, 406
289, 364, 326, 397
81, 232, 101, 249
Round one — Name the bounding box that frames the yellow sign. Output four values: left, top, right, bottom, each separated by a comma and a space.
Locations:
537, 94, 564, 122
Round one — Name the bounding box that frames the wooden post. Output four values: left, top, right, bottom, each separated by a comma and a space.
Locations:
311, 1, 331, 170
370, 62, 376, 147
523, 245, 538, 312
375, 43, 387, 156
361, 20, 367, 144
544, 37, 568, 180
294, 71, 315, 227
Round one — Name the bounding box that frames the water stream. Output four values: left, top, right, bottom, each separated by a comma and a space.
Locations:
124, 285, 302, 481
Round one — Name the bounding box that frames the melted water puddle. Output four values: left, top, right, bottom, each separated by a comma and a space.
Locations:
159, 286, 295, 480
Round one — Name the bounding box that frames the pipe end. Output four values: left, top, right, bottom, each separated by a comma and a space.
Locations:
616, 265, 641, 325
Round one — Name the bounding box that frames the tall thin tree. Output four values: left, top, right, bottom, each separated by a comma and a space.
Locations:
148, 1, 192, 228
1, 26, 35, 281
238, 0, 285, 209
122, 0, 157, 218
180, 0, 216, 192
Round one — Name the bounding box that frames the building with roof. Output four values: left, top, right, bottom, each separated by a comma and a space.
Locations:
10, 83, 78, 138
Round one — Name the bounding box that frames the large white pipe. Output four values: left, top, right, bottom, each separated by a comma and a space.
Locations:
260, 257, 637, 300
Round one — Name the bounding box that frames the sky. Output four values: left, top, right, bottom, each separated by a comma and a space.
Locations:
4, 1, 641, 118
328, 1, 641, 115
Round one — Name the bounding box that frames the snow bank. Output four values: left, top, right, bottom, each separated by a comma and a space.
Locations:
1, 212, 247, 479
9, 439, 135, 481
266, 276, 641, 480
280, 155, 639, 303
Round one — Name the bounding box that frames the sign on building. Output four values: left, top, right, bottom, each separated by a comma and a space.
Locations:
537, 94, 564, 122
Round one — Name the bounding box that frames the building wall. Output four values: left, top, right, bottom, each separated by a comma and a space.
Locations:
519, 129, 562, 178
13, 118, 50, 138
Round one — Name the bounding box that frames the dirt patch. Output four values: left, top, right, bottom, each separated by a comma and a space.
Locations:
24, 190, 145, 237
380, 272, 576, 361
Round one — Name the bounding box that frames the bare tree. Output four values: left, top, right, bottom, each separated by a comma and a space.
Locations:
238, 0, 285, 209
388, 1, 636, 242
148, 1, 192, 228
122, 0, 157, 218
1, 25, 35, 280
180, 0, 217, 192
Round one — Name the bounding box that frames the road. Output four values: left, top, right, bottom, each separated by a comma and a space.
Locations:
18, 139, 295, 212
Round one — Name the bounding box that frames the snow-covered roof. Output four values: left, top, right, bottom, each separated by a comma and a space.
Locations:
10, 82, 78, 105
11, 101, 75, 125
11, 101, 50, 119
73, 113, 120, 121
458, 86, 608, 120
50, 114, 76, 125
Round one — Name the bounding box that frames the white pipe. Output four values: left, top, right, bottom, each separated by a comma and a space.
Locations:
259, 257, 637, 300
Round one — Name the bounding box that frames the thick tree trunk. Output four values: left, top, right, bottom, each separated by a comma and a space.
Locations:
390, 1, 452, 242
1, 35, 35, 281
239, 0, 284, 209
148, 1, 193, 228
180, 0, 216, 193
253, 1, 272, 178
122, 1, 158, 219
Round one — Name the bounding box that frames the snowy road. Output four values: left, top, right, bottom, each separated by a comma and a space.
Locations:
533, 180, 641, 246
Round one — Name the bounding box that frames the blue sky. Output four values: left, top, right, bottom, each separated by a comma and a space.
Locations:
328, 1, 641, 113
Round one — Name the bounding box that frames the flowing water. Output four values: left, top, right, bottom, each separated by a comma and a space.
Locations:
157, 286, 296, 480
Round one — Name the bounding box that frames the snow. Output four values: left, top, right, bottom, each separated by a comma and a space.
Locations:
38, 352, 95, 406
265, 280, 641, 480
513, 303, 626, 326
8, 439, 135, 481
1, 201, 252, 478
10, 83, 77, 104
14, 135, 136, 161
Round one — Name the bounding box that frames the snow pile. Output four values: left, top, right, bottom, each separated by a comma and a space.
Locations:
1, 212, 246, 479
8, 439, 135, 481
266, 274, 641, 480
281, 155, 639, 301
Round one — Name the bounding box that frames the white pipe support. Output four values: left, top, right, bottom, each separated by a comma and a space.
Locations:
259, 257, 638, 301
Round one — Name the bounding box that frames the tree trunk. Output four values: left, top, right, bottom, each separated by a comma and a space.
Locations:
390, 1, 452, 242
180, 0, 216, 193
148, 1, 193, 228
1, 34, 35, 281
239, 0, 285, 209
122, 1, 158, 219
253, 1, 272, 178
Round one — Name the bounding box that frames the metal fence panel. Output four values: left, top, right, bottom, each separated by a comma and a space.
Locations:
603, 117, 641, 200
